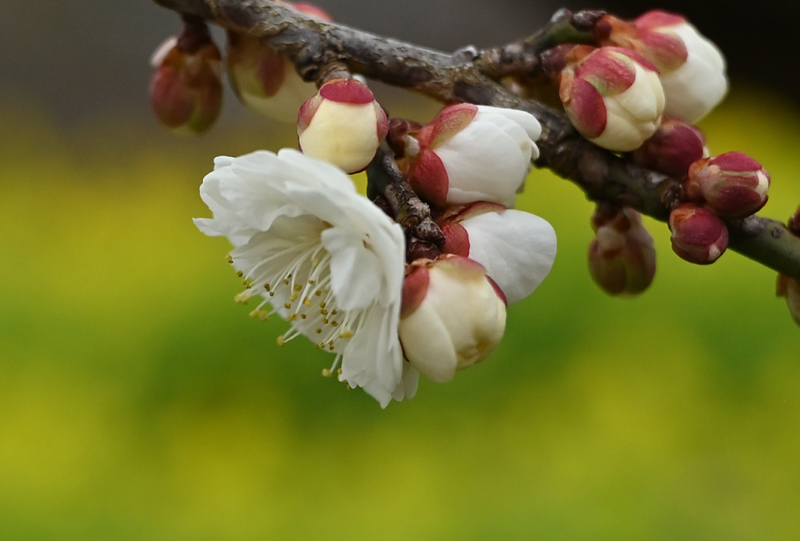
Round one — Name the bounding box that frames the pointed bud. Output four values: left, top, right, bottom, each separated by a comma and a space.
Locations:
297, 78, 388, 173
439, 202, 557, 304
559, 46, 665, 152
149, 29, 222, 135
777, 274, 800, 327
668, 203, 728, 264
404, 104, 541, 207
631, 116, 706, 177
686, 152, 770, 219
633, 11, 727, 122
398, 255, 506, 383
226, 32, 317, 123
588, 206, 656, 295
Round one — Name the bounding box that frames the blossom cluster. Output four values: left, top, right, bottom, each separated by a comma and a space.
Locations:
148, 4, 796, 405
194, 101, 556, 406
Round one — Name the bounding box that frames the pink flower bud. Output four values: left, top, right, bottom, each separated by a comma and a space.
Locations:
439, 202, 557, 304
560, 46, 665, 152
588, 207, 656, 295
398, 255, 506, 383
226, 32, 317, 123
777, 274, 800, 327
297, 78, 388, 173
404, 104, 541, 207
668, 203, 728, 264
631, 116, 706, 177
149, 32, 222, 135
685, 152, 770, 219
633, 11, 727, 122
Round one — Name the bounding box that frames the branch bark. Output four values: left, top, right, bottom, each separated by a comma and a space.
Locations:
150, 0, 800, 281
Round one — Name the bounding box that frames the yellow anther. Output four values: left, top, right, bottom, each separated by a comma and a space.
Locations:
320, 302, 327, 309
315, 290, 322, 296
264, 283, 271, 291
322, 318, 329, 324
236, 270, 243, 277
339, 329, 354, 339
331, 309, 338, 316
331, 321, 339, 327
294, 284, 303, 292
287, 314, 297, 322
308, 279, 316, 285
284, 303, 292, 310
234, 293, 249, 304
300, 314, 307, 320
320, 309, 328, 316
269, 291, 275, 297
315, 328, 322, 334
225, 255, 233, 264
303, 299, 313, 307
290, 293, 298, 302
277, 335, 286, 346
322, 368, 332, 377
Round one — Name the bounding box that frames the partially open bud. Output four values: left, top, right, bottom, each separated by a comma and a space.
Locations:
668, 203, 728, 264
588, 206, 656, 295
297, 78, 388, 173
439, 202, 557, 304
632, 11, 727, 122
403, 104, 541, 207
225, 3, 331, 123
631, 116, 706, 177
559, 46, 665, 152
777, 274, 800, 327
686, 152, 770, 219
398, 255, 506, 383
149, 26, 222, 135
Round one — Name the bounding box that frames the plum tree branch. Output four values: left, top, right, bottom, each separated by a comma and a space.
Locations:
150, 0, 800, 281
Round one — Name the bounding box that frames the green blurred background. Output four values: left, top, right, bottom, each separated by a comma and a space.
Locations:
2, 1, 800, 540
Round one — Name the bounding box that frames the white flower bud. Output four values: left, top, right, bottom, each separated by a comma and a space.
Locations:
398, 255, 506, 383
439, 202, 557, 305
560, 46, 665, 152
404, 104, 541, 207
297, 78, 388, 173
633, 10, 727, 122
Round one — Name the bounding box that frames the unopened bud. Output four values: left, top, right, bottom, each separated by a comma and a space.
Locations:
297, 78, 388, 173
398, 255, 506, 383
559, 46, 665, 152
777, 274, 800, 327
588, 206, 656, 295
668, 203, 728, 264
404, 104, 541, 207
686, 152, 770, 219
600, 11, 728, 122
632, 116, 706, 177
439, 202, 557, 304
149, 24, 222, 135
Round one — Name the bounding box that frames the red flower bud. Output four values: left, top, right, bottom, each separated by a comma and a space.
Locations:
668, 203, 728, 264
588, 207, 656, 295
686, 152, 770, 218
149, 26, 222, 135
632, 116, 706, 177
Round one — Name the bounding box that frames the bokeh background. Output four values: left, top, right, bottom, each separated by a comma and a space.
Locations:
2, 1, 799, 540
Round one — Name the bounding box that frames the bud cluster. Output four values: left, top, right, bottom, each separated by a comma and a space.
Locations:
542, 9, 727, 153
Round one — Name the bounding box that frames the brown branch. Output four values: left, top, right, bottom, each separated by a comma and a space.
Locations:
150, 0, 800, 281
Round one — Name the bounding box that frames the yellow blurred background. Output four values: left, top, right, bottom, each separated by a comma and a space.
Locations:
1, 83, 799, 540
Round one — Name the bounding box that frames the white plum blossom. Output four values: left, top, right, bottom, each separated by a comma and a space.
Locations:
404, 104, 541, 207
439, 203, 557, 305
633, 10, 727, 122
398, 255, 507, 383
194, 149, 417, 407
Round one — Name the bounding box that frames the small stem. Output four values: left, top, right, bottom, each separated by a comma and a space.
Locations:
366, 146, 444, 262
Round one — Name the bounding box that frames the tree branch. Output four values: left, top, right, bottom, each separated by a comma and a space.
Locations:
150, 0, 800, 281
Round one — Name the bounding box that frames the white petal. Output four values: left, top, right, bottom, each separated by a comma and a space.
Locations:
321, 226, 382, 311
462, 210, 557, 304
